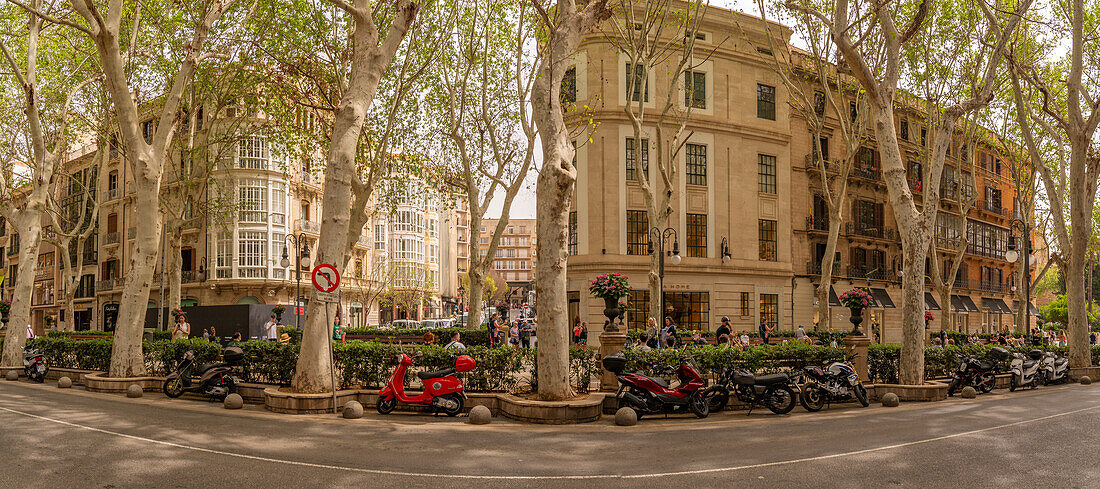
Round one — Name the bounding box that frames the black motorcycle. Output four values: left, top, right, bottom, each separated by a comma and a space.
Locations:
947, 347, 1003, 396
702, 367, 799, 415
798, 359, 868, 411
23, 347, 48, 383
163, 347, 242, 401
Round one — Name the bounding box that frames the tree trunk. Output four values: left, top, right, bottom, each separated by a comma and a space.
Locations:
899, 236, 930, 384
1067, 215, 1091, 367
818, 206, 843, 331
467, 266, 484, 331
533, 156, 574, 400
0, 211, 43, 367
939, 287, 952, 333
647, 207, 668, 326
109, 182, 162, 377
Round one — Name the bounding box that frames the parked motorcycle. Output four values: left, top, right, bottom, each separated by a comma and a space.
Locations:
703, 367, 799, 415
798, 357, 869, 411
601, 353, 709, 419
376, 352, 476, 416
947, 347, 1004, 396
1039, 350, 1070, 385
23, 347, 48, 383
163, 347, 242, 401
1008, 350, 1043, 392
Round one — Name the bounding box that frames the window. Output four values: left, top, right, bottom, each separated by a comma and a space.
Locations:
849, 101, 858, 121
627, 210, 649, 255
142, 120, 154, 144
271, 181, 287, 225
238, 136, 268, 170
759, 219, 777, 261
756, 46, 773, 56
900, 120, 909, 141
855, 200, 884, 235
758, 154, 777, 194
238, 231, 268, 278
757, 84, 776, 120
739, 292, 751, 317
568, 211, 577, 255
625, 137, 649, 181
216, 231, 233, 278
270, 233, 286, 279
562, 66, 577, 104
238, 178, 268, 223
374, 222, 387, 250
685, 144, 707, 185
907, 161, 922, 187
665, 292, 709, 330
857, 146, 878, 169
625, 63, 648, 102
684, 71, 706, 108
107, 171, 118, 198
686, 213, 706, 258
812, 137, 829, 163
627, 289, 650, 331
813, 91, 826, 116
760, 293, 779, 327
920, 127, 927, 146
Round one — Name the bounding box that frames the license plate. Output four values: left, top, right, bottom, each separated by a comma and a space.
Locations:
848, 373, 858, 382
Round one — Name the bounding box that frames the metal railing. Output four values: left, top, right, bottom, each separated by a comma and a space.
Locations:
95, 279, 115, 292
104, 232, 121, 245
806, 215, 829, 232
977, 199, 1007, 217
107, 188, 120, 201
852, 167, 881, 181
806, 261, 842, 275
846, 222, 898, 241
848, 265, 896, 281
296, 219, 321, 234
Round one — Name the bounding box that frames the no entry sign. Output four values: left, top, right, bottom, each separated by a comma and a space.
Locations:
311, 263, 341, 293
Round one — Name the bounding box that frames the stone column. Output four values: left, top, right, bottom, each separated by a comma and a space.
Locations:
598, 330, 627, 391
844, 334, 871, 382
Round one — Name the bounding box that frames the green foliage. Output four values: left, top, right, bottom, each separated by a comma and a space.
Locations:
343, 326, 492, 347
237, 341, 300, 385
277, 326, 302, 344
46, 330, 114, 338
25, 337, 222, 375
868, 343, 1100, 383
621, 344, 848, 376
1040, 295, 1100, 326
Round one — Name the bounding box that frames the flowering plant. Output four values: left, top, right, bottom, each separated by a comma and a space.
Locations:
838, 288, 873, 310
170, 308, 186, 320
925, 311, 934, 321
590, 273, 630, 299
272, 305, 287, 316
0, 300, 10, 315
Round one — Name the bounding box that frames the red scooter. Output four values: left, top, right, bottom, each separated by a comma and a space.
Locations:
377, 353, 476, 416
602, 353, 709, 419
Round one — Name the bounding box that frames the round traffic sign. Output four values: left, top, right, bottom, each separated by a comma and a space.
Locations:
311, 263, 341, 293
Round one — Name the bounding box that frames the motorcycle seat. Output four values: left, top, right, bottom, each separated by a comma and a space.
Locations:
644, 376, 670, 388
978, 361, 995, 371
196, 362, 229, 374
417, 368, 456, 380
1022, 360, 1036, 369
1054, 358, 1068, 367
754, 373, 789, 386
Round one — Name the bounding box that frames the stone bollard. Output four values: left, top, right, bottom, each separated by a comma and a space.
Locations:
342, 401, 363, 419
5, 370, 18, 381
57, 376, 72, 388
126, 384, 143, 398
881, 392, 900, 407
614, 407, 638, 426
224, 393, 244, 409
1081, 376, 1092, 385
598, 330, 628, 392
468, 405, 492, 425
960, 386, 977, 399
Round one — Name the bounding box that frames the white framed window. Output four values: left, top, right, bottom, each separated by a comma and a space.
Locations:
271, 181, 286, 225
238, 178, 267, 223
238, 136, 268, 170
238, 231, 268, 278
374, 222, 387, 250
271, 232, 286, 279
216, 231, 233, 278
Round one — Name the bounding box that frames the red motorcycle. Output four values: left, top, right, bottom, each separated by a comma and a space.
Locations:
602, 353, 709, 419
376, 353, 476, 416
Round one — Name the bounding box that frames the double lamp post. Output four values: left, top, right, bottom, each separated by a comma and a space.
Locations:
281, 233, 311, 328
1005, 218, 1033, 335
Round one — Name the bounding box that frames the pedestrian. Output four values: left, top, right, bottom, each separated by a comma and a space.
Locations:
635, 333, 653, 353
1030, 328, 1041, 346
715, 316, 731, 342
759, 319, 774, 345
230, 332, 243, 343
445, 332, 466, 349
691, 331, 706, 346
1091, 331, 1097, 345
739, 330, 751, 348
173, 314, 191, 340
202, 328, 210, 341
795, 324, 807, 342
25, 324, 34, 340
573, 319, 583, 344
662, 317, 677, 348
579, 321, 588, 345
509, 321, 520, 349
489, 313, 500, 348
939, 329, 947, 349
646, 317, 659, 349
264, 314, 279, 341
519, 320, 532, 348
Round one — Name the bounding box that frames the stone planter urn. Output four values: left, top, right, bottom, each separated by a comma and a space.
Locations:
848, 307, 864, 335
603, 297, 621, 332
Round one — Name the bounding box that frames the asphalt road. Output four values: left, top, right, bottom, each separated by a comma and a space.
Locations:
2, 379, 1099, 489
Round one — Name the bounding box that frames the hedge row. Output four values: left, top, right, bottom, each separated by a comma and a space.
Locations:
621, 343, 849, 376
626, 329, 850, 344
25, 337, 223, 375
867, 344, 1100, 383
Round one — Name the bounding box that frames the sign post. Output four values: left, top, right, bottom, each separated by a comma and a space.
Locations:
312, 263, 341, 415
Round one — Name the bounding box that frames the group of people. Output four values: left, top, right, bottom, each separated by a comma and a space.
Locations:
627, 316, 813, 350
487, 313, 534, 349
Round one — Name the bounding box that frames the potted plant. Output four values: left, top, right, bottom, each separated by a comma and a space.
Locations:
838, 288, 873, 335
272, 305, 286, 324
924, 311, 934, 329
0, 299, 10, 326
590, 273, 630, 332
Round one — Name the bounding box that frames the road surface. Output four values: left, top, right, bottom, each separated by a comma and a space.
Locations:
1, 379, 1098, 488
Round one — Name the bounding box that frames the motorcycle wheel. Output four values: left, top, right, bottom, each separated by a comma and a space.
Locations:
1009, 373, 1018, 392
978, 373, 995, 394
799, 384, 825, 412
689, 391, 710, 419
376, 396, 397, 415
765, 385, 797, 415
947, 378, 961, 397
220, 376, 238, 400
37, 363, 48, 383
852, 383, 869, 407
437, 393, 464, 417
163, 375, 185, 398
702, 385, 729, 413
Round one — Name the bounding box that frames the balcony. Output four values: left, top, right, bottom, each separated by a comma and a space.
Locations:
852, 167, 881, 181
95, 279, 115, 292
804, 154, 832, 171
182, 218, 201, 231
977, 199, 1007, 217
182, 270, 204, 283
299, 171, 318, 186
356, 235, 371, 248
846, 222, 898, 241
104, 232, 121, 245
907, 178, 923, 193
848, 265, 896, 281
107, 188, 120, 201
978, 281, 1010, 294
296, 219, 321, 234
806, 215, 829, 232
127, 227, 136, 239
806, 260, 842, 276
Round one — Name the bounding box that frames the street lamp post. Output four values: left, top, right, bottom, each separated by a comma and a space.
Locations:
648, 226, 681, 337
281, 233, 311, 329
1005, 218, 1032, 335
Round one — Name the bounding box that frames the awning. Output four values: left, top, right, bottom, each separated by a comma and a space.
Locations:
956, 295, 980, 313
950, 295, 966, 312
981, 298, 1012, 314
871, 288, 896, 308
1012, 300, 1042, 317
924, 292, 941, 311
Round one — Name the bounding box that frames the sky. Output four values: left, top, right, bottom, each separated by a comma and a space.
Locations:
485, 0, 758, 219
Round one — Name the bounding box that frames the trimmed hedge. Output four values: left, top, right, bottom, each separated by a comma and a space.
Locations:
621, 343, 849, 376
867, 343, 1100, 383
626, 329, 849, 345
25, 337, 222, 375
342, 326, 494, 347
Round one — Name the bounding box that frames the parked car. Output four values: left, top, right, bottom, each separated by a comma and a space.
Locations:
389, 319, 422, 330
458, 311, 491, 328
421, 319, 456, 329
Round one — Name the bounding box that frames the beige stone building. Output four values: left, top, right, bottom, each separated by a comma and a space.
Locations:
478, 218, 536, 306
565, 4, 1034, 344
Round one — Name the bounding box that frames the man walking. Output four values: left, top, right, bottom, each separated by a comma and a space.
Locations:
264, 314, 279, 341
519, 319, 532, 348
716, 316, 731, 343
759, 319, 773, 345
